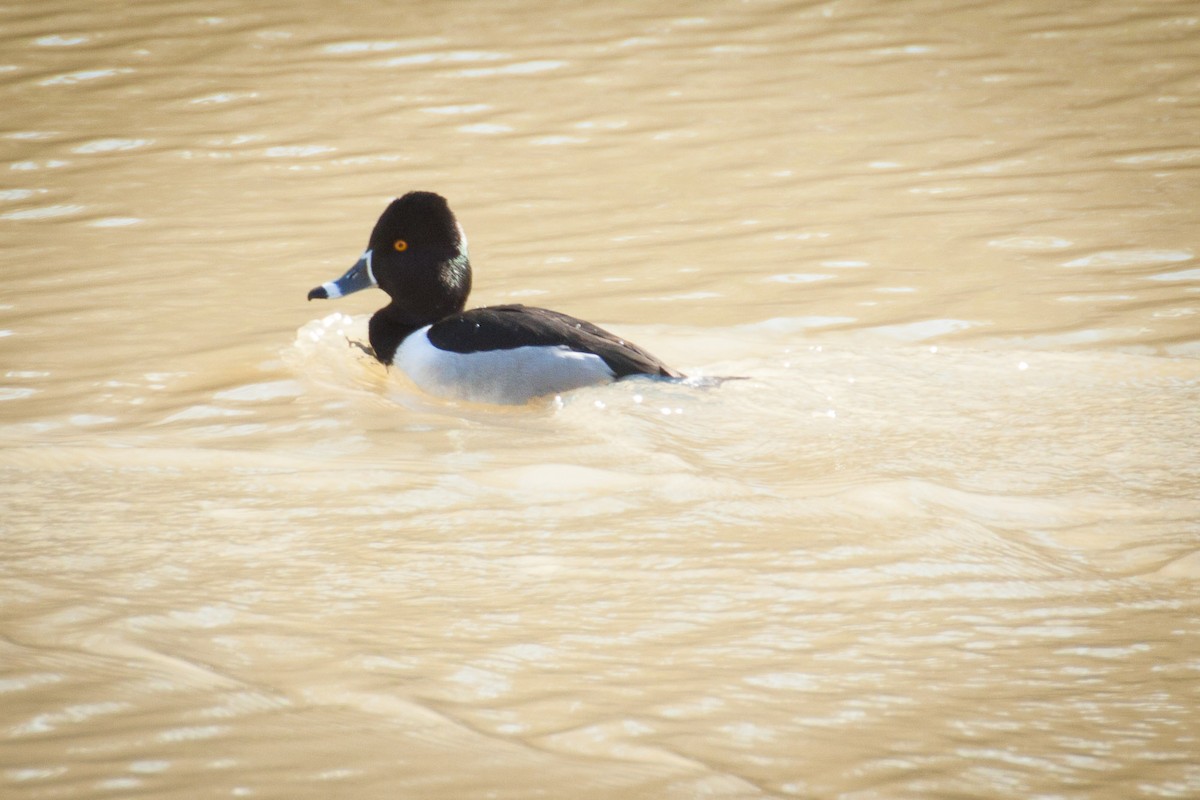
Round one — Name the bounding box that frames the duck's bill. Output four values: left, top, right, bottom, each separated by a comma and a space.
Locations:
307, 250, 376, 300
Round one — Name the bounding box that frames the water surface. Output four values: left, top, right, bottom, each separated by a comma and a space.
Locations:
2, 1, 1199, 798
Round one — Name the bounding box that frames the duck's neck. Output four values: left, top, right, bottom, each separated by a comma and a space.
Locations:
368, 305, 430, 365
368, 253, 472, 364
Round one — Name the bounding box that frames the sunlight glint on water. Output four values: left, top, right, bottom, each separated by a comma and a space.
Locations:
1, 1, 1198, 798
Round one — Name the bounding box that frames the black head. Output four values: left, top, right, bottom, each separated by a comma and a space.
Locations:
368, 192, 464, 260
307, 191, 472, 322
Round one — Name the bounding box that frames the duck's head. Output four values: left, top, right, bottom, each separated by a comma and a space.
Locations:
307, 191, 472, 322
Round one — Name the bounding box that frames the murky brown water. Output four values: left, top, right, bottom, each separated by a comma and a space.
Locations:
3, 0, 1199, 797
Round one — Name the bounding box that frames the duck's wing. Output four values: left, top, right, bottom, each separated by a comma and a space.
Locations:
426, 305, 683, 379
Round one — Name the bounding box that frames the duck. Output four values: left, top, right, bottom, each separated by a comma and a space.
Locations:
307, 191, 683, 405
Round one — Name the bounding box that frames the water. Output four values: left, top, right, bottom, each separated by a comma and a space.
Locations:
2, 1, 1199, 797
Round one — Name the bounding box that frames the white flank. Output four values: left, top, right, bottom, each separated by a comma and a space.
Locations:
394, 327, 615, 405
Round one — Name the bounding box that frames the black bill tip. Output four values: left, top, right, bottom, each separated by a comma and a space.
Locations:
307, 286, 328, 301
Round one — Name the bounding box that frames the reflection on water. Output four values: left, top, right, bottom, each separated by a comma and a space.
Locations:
2, 0, 1199, 798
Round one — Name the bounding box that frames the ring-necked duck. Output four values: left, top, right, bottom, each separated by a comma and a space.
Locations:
307, 191, 683, 404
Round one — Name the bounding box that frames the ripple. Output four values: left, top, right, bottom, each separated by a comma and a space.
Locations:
0, 672, 63, 692
212, 380, 304, 402
381, 50, 504, 67
264, 145, 336, 158
34, 35, 90, 47
1145, 268, 1200, 282
72, 138, 153, 154
3, 131, 59, 141
869, 318, 977, 341
1062, 249, 1193, 269
530, 135, 588, 146
459, 123, 513, 135
9, 160, 69, 171
0, 204, 86, 220
189, 92, 259, 106
745, 672, 819, 690
7, 766, 68, 782
11, 701, 131, 736
87, 217, 144, 228
420, 103, 491, 115
38, 68, 132, 86
458, 60, 567, 77
989, 235, 1074, 251
447, 665, 512, 700
872, 44, 936, 55
744, 316, 858, 332
323, 38, 444, 55
156, 405, 252, 424
642, 291, 721, 302
1113, 148, 1200, 165
156, 725, 227, 743
96, 777, 142, 791
766, 273, 835, 283
69, 414, 115, 426
1058, 294, 1135, 303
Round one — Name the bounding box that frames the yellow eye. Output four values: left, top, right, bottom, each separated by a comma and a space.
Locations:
393, 239, 408, 252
